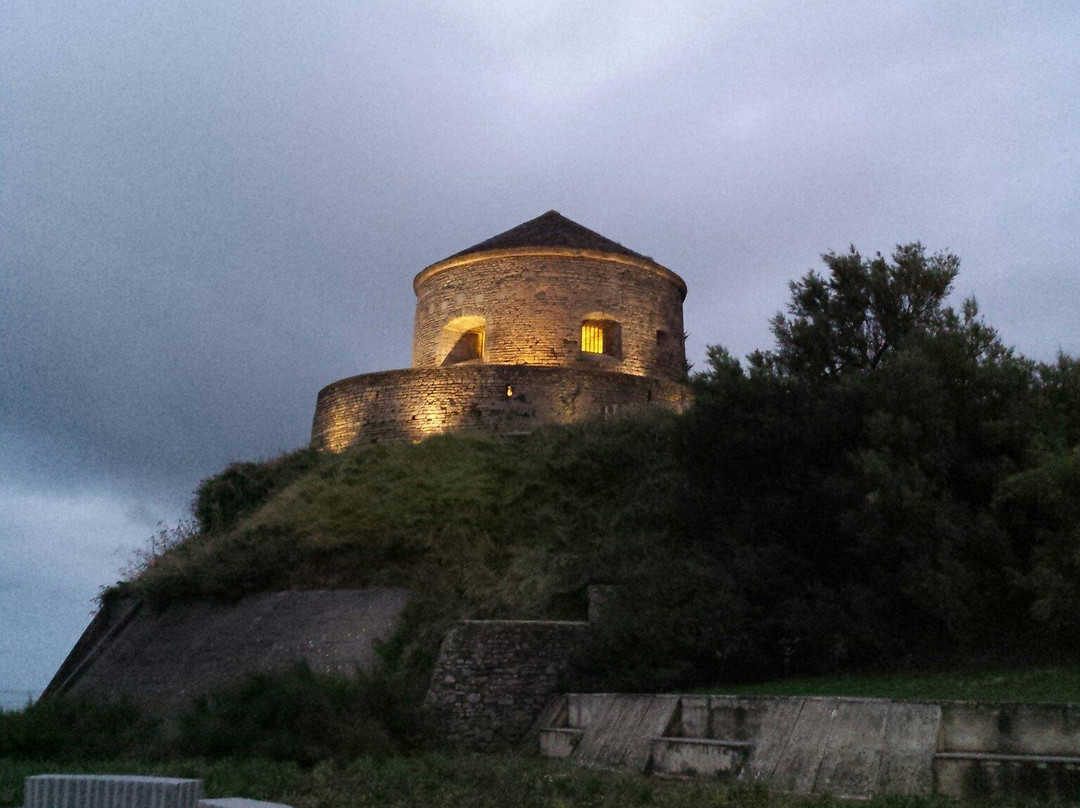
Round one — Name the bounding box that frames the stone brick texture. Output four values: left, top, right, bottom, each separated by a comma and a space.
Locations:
425, 620, 588, 749
412, 251, 687, 381
310, 364, 691, 451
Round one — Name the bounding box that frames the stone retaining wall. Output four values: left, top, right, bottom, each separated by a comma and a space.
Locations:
425, 620, 588, 748
311, 364, 690, 451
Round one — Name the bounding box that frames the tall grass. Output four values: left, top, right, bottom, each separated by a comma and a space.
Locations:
0, 753, 1011, 808
0, 664, 430, 765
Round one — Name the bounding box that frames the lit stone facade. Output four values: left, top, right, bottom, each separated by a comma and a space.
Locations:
311, 211, 691, 451
412, 249, 686, 381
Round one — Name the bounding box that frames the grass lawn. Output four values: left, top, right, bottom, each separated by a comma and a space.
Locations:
0, 753, 1036, 808
704, 665, 1080, 704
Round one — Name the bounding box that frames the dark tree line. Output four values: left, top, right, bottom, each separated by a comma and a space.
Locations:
578, 244, 1080, 690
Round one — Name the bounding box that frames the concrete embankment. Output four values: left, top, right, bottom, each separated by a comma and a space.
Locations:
539, 693, 1080, 802
45, 590, 408, 708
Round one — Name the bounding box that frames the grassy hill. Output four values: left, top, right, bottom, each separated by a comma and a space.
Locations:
123, 416, 683, 611
113, 416, 690, 680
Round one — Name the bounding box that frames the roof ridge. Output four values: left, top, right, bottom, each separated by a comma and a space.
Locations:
442, 211, 654, 264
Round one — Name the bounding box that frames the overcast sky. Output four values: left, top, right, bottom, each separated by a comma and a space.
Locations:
2, 1, 1078, 695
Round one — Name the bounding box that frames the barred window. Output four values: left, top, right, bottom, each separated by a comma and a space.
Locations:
580, 319, 621, 359
581, 323, 604, 354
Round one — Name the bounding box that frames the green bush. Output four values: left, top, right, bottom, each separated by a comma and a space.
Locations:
194, 449, 320, 534
0, 697, 159, 760
996, 447, 1080, 635
0, 665, 429, 765
176, 662, 431, 764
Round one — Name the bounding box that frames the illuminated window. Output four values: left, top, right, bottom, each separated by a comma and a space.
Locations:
581, 319, 621, 358
581, 323, 604, 354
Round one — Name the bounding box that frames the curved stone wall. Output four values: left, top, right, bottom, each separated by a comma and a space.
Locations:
311, 365, 691, 452
411, 249, 687, 383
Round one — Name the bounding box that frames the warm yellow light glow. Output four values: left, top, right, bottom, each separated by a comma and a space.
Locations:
506, 384, 513, 397
581, 323, 604, 354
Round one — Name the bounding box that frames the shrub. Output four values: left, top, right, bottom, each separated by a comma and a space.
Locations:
996, 447, 1080, 637
176, 662, 431, 764
194, 449, 320, 534
0, 665, 429, 764
0, 697, 160, 760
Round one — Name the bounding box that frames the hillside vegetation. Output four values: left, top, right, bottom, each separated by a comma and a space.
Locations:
111, 243, 1080, 693
1, 754, 1010, 808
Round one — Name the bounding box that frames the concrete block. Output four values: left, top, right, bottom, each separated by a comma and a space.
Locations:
539, 728, 583, 758
877, 701, 941, 795
934, 752, 1080, 802
769, 698, 838, 793
623, 697, 680, 772
566, 693, 612, 729
677, 696, 708, 738
718, 696, 804, 782
590, 695, 656, 768
941, 702, 1080, 757
812, 699, 890, 797
710, 695, 796, 744
573, 695, 638, 766
649, 738, 752, 778
24, 775, 202, 808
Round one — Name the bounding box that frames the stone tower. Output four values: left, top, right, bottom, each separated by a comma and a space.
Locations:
311, 211, 690, 451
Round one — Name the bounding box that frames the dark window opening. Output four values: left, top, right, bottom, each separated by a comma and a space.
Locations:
442, 328, 485, 366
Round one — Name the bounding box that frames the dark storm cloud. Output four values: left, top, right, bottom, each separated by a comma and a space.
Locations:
2, 0, 1078, 689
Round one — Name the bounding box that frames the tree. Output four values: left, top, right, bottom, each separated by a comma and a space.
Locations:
753, 243, 960, 379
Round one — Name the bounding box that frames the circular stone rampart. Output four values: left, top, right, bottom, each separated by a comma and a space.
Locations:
411, 248, 687, 382
310, 365, 691, 451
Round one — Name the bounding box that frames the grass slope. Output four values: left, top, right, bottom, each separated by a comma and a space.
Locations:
128, 418, 681, 613
118, 417, 686, 679
0, 754, 1030, 808
709, 665, 1080, 704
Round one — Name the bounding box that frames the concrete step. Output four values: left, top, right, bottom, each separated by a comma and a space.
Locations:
539, 728, 583, 758
933, 751, 1080, 802
649, 737, 753, 778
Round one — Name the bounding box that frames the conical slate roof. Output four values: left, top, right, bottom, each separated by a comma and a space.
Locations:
445, 210, 654, 264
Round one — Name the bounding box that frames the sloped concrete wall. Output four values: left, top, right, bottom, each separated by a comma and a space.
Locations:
543, 692, 1080, 802
705, 695, 940, 796
546, 693, 938, 796
47, 589, 408, 709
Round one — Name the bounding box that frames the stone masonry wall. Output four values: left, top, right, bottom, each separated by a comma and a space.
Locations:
311, 364, 690, 451
411, 252, 687, 382
425, 620, 588, 748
